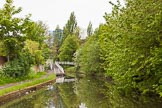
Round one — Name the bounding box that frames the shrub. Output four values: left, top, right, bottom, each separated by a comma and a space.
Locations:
3, 51, 33, 78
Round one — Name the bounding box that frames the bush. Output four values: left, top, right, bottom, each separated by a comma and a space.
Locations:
3, 52, 33, 78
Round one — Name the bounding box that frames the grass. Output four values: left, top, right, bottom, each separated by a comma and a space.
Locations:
0, 71, 46, 86
0, 73, 56, 96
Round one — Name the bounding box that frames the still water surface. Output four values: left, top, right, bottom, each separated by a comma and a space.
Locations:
1, 75, 162, 108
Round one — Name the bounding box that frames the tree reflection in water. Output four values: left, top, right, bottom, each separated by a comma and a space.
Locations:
1, 76, 162, 108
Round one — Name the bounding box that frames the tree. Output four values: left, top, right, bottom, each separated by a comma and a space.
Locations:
99, 0, 162, 95
0, 0, 50, 76
62, 12, 77, 43
58, 12, 80, 62
87, 21, 93, 36
24, 20, 50, 67
75, 34, 100, 74
0, 0, 30, 61
25, 21, 48, 48
58, 35, 79, 61
24, 39, 50, 69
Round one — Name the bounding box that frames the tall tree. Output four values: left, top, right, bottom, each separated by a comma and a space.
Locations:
62, 12, 77, 43
0, 0, 30, 61
87, 21, 93, 36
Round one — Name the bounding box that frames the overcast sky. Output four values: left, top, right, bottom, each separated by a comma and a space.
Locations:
0, 0, 124, 30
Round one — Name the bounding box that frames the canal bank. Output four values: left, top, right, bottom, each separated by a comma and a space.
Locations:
0, 73, 56, 105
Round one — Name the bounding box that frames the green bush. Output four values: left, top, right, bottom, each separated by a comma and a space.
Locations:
3, 52, 33, 78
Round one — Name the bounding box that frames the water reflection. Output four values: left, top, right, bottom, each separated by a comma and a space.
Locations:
1, 75, 162, 108
79, 103, 87, 108
56, 77, 76, 83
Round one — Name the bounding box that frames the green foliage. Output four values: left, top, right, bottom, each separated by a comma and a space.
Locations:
25, 21, 48, 46
0, 0, 28, 60
62, 12, 78, 43
0, 41, 7, 56
98, 0, 162, 95
75, 34, 101, 74
59, 35, 79, 61
3, 37, 22, 59
0, 0, 23, 39
3, 51, 33, 78
58, 12, 80, 62
0, 0, 50, 78
24, 40, 45, 65
24, 39, 50, 66
41, 44, 51, 61
34, 50, 45, 65
74, 0, 162, 96
64, 66, 76, 74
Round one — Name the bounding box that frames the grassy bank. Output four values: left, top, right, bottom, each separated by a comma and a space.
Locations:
0, 73, 56, 96
0, 71, 46, 86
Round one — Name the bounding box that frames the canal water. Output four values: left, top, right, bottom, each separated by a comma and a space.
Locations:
1, 75, 162, 108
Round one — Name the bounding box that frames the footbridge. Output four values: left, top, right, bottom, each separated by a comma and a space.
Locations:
53, 61, 75, 76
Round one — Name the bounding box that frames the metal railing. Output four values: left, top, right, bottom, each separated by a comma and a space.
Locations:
56, 61, 75, 65
55, 61, 65, 74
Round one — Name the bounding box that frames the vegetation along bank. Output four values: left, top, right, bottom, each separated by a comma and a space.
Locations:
0, 0, 162, 101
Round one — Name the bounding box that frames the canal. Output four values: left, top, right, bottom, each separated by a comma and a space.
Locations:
1, 75, 162, 108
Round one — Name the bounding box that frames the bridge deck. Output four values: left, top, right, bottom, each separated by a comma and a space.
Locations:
49, 61, 75, 76
54, 61, 65, 75
57, 61, 75, 65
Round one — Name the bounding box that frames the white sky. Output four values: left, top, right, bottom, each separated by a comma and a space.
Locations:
0, 0, 124, 30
